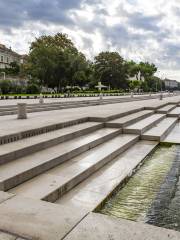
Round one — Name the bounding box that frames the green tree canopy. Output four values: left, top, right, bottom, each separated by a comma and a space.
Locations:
28, 33, 89, 92
94, 51, 128, 89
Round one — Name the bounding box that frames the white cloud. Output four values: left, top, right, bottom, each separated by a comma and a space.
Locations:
0, 0, 180, 80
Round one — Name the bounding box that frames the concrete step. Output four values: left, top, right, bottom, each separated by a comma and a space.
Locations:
141, 117, 178, 141
55, 140, 158, 212
156, 104, 176, 114
105, 110, 154, 128
0, 122, 103, 165
0, 117, 88, 145
89, 108, 144, 122
162, 122, 180, 144
167, 107, 180, 118
9, 134, 139, 202
123, 114, 166, 134
0, 127, 121, 191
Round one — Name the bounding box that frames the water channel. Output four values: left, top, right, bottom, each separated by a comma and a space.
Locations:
100, 145, 180, 231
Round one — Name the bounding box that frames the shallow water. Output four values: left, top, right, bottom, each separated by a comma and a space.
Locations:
100, 145, 180, 231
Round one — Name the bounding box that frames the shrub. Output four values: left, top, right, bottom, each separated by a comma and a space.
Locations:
26, 84, 40, 94
0, 80, 12, 94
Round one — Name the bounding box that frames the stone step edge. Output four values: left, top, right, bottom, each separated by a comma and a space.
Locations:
0, 117, 89, 145
93, 142, 158, 212
156, 104, 177, 114
123, 114, 166, 134
141, 118, 178, 141
89, 108, 144, 122
105, 111, 154, 128
0, 123, 104, 165
42, 135, 139, 203
1, 129, 122, 191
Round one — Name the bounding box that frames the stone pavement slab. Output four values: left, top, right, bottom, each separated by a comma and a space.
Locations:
163, 122, 180, 143
168, 107, 180, 117
0, 231, 26, 240
56, 141, 157, 212
0, 96, 180, 139
9, 134, 138, 201
0, 196, 87, 240
64, 212, 180, 240
142, 117, 178, 141
0, 191, 14, 204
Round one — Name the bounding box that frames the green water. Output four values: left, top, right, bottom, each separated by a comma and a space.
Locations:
101, 146, 177, 223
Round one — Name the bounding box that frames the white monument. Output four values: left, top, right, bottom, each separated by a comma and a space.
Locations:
95, 82, 107, 102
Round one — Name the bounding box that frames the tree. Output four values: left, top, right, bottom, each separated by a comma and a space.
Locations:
94, 51, 128, 89
138, 62, 157, 80
129, 80, 141, 91
66, 52, 89, 87
28, 33, 88, 92
126, 61, 140, 80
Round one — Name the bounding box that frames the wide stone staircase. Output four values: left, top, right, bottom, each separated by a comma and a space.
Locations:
0, 93, 174, 116
0, 102, 180, 239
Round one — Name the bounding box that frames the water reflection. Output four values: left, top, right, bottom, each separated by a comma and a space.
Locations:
101, 146, 180, 231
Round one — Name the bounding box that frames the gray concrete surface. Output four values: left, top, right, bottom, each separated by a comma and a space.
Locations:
0, 95, 180, 140
56, 141, 157, 212
8, 134, 138, 202
0, 196, 87, 240
156, 104, 176, 114
163, 122, 180, 143
124, 114, 166, 134
0, 96, 180, 239
142, 117, 178, 141
168, 107, 180, 117
64, 212, 180, 240
0, 128, 120, 191
106, 110, 154, 127
0, 122, 102, 164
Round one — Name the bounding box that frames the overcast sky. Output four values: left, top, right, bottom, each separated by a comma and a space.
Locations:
1, 0, 180, 80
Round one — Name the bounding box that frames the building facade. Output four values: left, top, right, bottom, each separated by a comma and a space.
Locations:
0, 43, 21, 69
164, 78, 179, 89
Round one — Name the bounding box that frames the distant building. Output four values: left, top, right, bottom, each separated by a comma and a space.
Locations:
164, 78, 178, 89
0, 43, 22, 69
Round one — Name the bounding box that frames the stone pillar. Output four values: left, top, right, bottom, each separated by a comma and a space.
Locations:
39, 94, 44, 104
99, 92, 103, 101
17, 103, 27, 119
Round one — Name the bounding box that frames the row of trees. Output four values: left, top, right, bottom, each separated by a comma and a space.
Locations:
25, 33, 164, 92
1, 33, 171, 94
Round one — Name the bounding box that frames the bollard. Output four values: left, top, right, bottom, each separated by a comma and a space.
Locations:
131, 92, 133, 98
99, 92, 103, 104
159, 93, 163, 100
149, 92, 151, 96
17, 103, 27, 119
39, 93, 44, 104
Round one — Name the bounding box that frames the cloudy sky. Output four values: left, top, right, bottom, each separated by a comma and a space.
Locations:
1, 0, 180, 80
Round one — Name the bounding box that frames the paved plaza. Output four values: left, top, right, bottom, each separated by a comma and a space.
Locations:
0, 95, 180, 239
